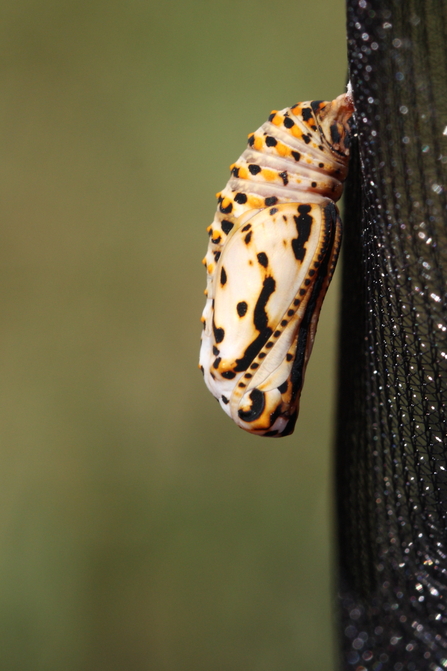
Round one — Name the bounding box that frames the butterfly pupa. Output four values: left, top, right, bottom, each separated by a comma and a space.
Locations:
199, 92, 354, 437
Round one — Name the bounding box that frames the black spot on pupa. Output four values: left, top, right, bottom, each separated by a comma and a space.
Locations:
265, 196, 278, 207
330, 123, 342, 144
287, 309, 294, 316
309, 269, 315, 277
238, 388, 265, 422
257, 252, 268, 267
238, 382, 246, 388
274, 330, 281, 337
293, 299, 300, 306
281, 320, 288, 327
283, 117, 295, 129
248, 164, 261, 175
311, 181, 317, 188
213, 323, 225, 343
319, 162, 324, 168
269, 207, 278, 215
292, 204, 313, 262
213, 251, 221, 261
292, 151, 301, 161
259, 352, 266, 359
220, 267, 227, 286
251, 363, 259, 369
221, 370, 236, 379
265, 136, 277, 147
268, 112, 276, 121
278, 380, 288, 394
237, 301, 248, 317
310, 100, 324, 112
220, 201, 233, 214
302, 134, 311, 144
200, 365, 204, 376
213, 357, 221, 369
245, 373, 252, 379
279, 171, 289, 186
253, 277, 275, 331
266, 342, 274, 349
231, 166, 239, 177
286, 353, 293, 362
235, 192, 247, 205
211, 234, 222, 244
241, 223, 251, 232
212, 346, 219, 356
301, 107, 313, 122
248, 135, 255, 146
221, 395, 229, 404
233, 277, 275, 372
244, 231, 252, 244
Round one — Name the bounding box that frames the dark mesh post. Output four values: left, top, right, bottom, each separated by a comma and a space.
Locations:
337, 1, 447, 668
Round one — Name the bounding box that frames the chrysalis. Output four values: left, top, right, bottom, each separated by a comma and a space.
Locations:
199, 93, 354, 437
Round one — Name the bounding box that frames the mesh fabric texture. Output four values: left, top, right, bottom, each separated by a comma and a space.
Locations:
336, 1, 447, 669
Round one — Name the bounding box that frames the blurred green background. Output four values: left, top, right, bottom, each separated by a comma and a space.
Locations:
0, 1, 347, 669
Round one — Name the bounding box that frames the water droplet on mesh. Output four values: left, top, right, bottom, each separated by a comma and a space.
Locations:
345, 624, 357, 638
347, 651, 360, 664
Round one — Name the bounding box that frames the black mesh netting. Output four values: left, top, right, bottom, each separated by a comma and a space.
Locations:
336, 1, 447, 669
